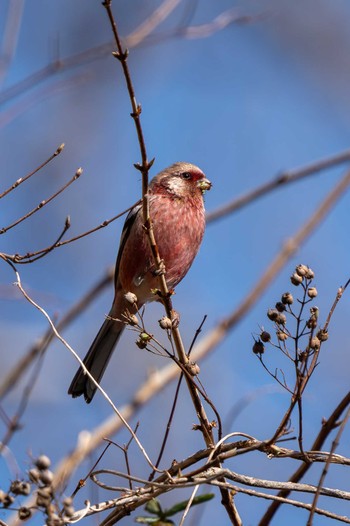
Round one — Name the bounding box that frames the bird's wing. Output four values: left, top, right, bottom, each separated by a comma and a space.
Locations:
114, 202, 142, 285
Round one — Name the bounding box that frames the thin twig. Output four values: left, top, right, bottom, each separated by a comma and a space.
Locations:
307, 404, 350, 525
1, 168, 82, 234
3, 201, 139, 263
259, 390, 350, 525
0, 144, 64, 199
13, 269, 157, 472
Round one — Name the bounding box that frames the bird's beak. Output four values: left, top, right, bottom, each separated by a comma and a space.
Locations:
197, 178, 212, 194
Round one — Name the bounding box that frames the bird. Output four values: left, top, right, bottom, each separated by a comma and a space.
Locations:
68, 162, 211, 403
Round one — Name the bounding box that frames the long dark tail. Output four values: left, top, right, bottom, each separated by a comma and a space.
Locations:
68, 314, 124, 403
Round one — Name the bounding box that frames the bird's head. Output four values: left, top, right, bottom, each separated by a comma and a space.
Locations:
151, 162, 212, 199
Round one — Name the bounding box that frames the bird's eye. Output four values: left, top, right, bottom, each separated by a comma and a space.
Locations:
180, 172, 192, 180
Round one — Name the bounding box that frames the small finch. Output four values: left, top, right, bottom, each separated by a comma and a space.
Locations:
68, 162, 211, 403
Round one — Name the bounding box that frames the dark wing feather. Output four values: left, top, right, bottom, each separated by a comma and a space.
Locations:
114, 202, 142, 285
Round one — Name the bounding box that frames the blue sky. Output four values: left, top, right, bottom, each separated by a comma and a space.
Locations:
1, 1, 350, 525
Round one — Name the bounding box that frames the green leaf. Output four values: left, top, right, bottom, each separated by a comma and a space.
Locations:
164, 493, 215, 517
145, 498, 163, 515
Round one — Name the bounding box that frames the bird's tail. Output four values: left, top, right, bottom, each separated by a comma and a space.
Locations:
68, 312, 124, 403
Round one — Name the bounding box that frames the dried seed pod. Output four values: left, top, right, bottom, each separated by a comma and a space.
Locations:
127, 314, 139, 326
3, 494, 14, 507
39, 470, 53, 486
35, 455, 51, 471
36, 487, 52, 507
18, 507, 32, 521
307, 306, 319, 328
276, 313, 287, 325
310, 336, 321, 350
277, 331, 288, 342
281, 292, 293, 305
260, 330, 271, 343
10, 480, 31, 496
253, 340, 265, 355
63, 506, 75, 518
267, 309, 279, 321
186, 361, 200, 376
28, 469, 40, 483
307, 287, 318, 298
124, 292, 138, 304
296, 264, 309, 277
291, 272, 303, 285
275, 302, 286, 312
158, 316, 172, 330
305, 267, 315, 279
317, 329, 329, 342
63, 497, 73, 507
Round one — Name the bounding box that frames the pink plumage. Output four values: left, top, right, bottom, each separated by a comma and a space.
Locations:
68, 162, 211, 402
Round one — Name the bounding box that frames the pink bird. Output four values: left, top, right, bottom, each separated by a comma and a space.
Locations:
68, 162, 211, 402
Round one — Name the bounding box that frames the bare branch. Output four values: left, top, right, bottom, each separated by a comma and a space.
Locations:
207, 149, 350, 223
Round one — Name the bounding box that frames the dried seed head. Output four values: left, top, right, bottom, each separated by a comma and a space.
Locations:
36, 487, 52, 507
310, 336, 321, 350
308, 287, 318, 298
158, 316, 172, 330
277, 331, 288, 342
306, 267, 315, 279
10, 481, 31, 496
276, 313, 287, 325
186, 361, 200, 376
63, 506, 75, 518
267, 309, 279, 321
260, 330, 271, 343
127, 314, 139, 326
124, 292, 138, 304
18, 507, 32, 521
253, 340, 265, 355
46, 513, 64, 526
307, 307, 319, 329
3, 494, 14, 507
296, 264, 309, 277
39, 470, 53, 486
291, 272, 303, 285
317, 329, 329, 342
307, 318, 318, 329
35, 455, 51, 471
281, 292, 294, 305
275, 302, 286, 312
28, 468, 40, 483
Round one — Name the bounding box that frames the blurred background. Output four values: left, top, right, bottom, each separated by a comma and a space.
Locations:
1, 1, 350, 524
